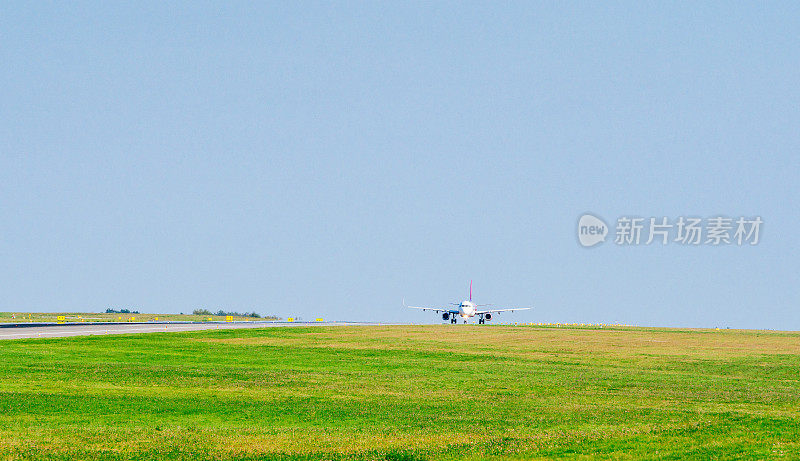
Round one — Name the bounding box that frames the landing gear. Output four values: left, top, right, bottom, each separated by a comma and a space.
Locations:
478, 317, 485, 324
450, 316, 457, 324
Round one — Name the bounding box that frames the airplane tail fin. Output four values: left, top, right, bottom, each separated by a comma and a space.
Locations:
469, 280, 472, 301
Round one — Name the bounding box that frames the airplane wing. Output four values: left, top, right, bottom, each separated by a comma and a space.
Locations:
407, 306, 460, 314
476, 307, 532, 314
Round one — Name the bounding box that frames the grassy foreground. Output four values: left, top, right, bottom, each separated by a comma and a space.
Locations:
1, 326, 799, 460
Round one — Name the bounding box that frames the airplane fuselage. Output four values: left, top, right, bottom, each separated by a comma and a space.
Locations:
458, 300, 477, 318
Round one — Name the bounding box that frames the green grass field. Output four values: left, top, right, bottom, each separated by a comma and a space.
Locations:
1, 325, 799, 460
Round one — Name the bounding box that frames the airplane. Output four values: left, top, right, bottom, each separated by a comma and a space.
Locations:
406, 281, 531, 324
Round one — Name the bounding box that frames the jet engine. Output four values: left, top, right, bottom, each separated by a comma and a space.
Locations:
442, 312, 450, 321
484, 313, 492, 321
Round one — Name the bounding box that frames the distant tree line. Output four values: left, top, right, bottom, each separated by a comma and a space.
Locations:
192, 309, 262, 318
106, 308, 139, 314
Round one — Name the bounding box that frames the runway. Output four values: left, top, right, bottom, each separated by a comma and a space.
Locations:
0, 321, 363, 340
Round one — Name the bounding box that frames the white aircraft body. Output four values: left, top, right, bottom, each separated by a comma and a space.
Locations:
407, 281, 531, 324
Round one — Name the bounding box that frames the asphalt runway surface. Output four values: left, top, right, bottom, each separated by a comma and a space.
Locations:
0, 321, 367, 340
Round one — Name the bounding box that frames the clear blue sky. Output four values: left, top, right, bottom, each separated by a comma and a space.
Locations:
1, 2, 798, 328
